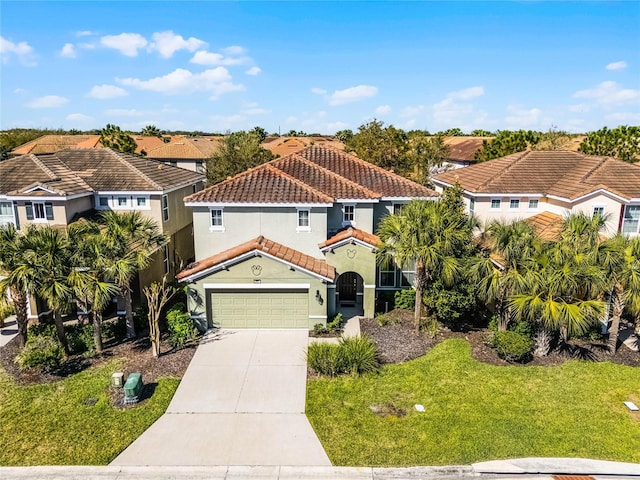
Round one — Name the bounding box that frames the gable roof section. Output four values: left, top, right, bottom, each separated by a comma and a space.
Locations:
11, 135, 100, 155
443, 137, 489, 161
319, 227, 381, 251
145, 136, 222, 159
0, 149, 204, 198
524, 211, 563, 241
177, 235, 336, 282
185, 145, 437, 205
433, 150, 640, 201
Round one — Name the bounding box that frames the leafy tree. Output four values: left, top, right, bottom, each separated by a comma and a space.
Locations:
101, 211, 167, 338
531, 126, 572, 151
141, 125, 162, 137
0, 128, 66, 160
471, 129, 494, 137
99, 124, 137, 154
206, 130, 275, 185
346, 120, 411, 174
406, 132, 450, 185
250, 126, 267, 143
474, 130, 541, 162
334, 129, 354, 143
578, 125, 640, 163
377, 198, 472, 332
439, 127, 465, 136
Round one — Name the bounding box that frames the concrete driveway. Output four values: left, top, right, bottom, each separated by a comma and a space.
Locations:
112, 329, 330, 466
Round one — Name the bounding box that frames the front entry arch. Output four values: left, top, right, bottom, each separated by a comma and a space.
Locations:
336, 271, 364, 316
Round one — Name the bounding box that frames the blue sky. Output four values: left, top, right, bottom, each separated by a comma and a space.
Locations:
1, 1, 638, 134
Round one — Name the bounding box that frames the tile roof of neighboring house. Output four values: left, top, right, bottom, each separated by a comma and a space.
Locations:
177, 235, 336, 281
262, 136, 345, 157
442, 137, 489, 161
318, 227, 381, 249
524, 211, 564, 241
0, 149, 204, 197
11, 135, 100, 155
145, 136, 222, 159
130, 136, 167, 155
184, 145, 437, 205
433, 150, 640, 201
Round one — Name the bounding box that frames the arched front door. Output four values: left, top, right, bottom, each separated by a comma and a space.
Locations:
336, 272, 364, 315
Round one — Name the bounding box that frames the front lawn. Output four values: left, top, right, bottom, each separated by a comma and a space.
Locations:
306, 338, 640, 466
0, 360, 179, 465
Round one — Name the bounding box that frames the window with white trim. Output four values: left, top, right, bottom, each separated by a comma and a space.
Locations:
622, 205, 640, 236
510, 199, 520, 209
379, 267, 396, 287
490, 199, 501, 210
297, 209, 310, 231
162, 194, 169, 221
210, 208, 224, 231
343, 204, 355, 225
117, 196, 128, 208
0, 201, 14, 226
195, 161, 204, 173
98, 196, 109, 207
26, 201, 53, 221
400, 270, 416, 288
593, 205, 605, 217
393, 203, 405, 215
163, 244, 170, 274
469, 197, 475, 214
528, 199, 539, 209
136, 196, 148, 208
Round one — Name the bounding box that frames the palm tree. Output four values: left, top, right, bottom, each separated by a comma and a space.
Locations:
0, 225, 34, 347
22, 226, 73, 355
101, 211, 167, 338
468, 220, 542, 331
377, 199, 471, 332
141, 125, 162, 138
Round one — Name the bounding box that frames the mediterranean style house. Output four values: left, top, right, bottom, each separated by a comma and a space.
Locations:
177, 145, 437, 330
0, 148, 205, 318
432, 150, 640, 237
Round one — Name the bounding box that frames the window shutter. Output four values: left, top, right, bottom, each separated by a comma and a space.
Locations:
45, 203, 54, 220
25, 202, 34, 220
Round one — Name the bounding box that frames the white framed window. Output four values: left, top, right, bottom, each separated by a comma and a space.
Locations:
510, 199, 520, 210
163, 244, 170, 274
528, 199, 539, 210
117, 196, 128, 208
98, 196, 109, 208
26, 201, 53, 222
379, 268, 396, 287
593, 205, 605, 217
469, 197, 475, 214
490, 199, 501, 210
400, 270, 415, 288
622, 205, 640, 236
195, 161, 204, 173
343, 204, 355, 225
162, 194, 169, 221
0, 201, 15, 226
393, 203, 405, 215
210, 208, 224, 231
297, 209, 310, 231
136, 196, 148, 208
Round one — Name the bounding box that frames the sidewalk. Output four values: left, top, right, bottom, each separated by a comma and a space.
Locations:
0, 315, 18, 348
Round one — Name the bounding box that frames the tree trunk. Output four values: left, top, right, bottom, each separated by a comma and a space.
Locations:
413, 264, 425, 333
497, 292, 509, 331
560, 325, 569, 344
9, 286, 29, 347
608, 289, 624, 353
53, 310, 70, 356
92, 310, 103, 354
123, 286, 136, 339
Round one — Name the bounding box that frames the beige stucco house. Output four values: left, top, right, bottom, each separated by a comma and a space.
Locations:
178, 145, 437, 330
0, 148, 205, 318
432, 150, 640, 237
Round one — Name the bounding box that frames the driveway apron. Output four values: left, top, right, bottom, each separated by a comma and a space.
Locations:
111, 329, 331, 466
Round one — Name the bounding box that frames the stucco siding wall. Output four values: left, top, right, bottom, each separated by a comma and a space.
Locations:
572, 194, 624, 235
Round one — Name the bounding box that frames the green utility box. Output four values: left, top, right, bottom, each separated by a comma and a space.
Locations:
123, 372, 143, 403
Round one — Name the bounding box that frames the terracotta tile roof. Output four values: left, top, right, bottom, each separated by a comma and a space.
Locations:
524, 211, 564, 241
0, 149, 204, 197
433, 150, 640, 201
11, 135, 101, 155
130, 136, 166, 155
145, 136, 222, 159
442, 137, 490, 161
177, 235, 335, 281
319, 227, 381, 249
74, 136, 102, 149
262, 136, 345, 157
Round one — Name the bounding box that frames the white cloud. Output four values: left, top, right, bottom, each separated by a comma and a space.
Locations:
504, 105, 547, 129
209, 114, 246, 130
87, 84, 128, 99
60, 43, 76, 58
375, 105, 391, 115
604, 111, 640, 123
400, 105, 426, 118
25, 95, 69, 108
190, 50, 250, 66
13, 88, 26, 94
328, 85, 378, 106
311, 87, 327, 95
105, 108, 146, 117
149, 30, 206, 58
327, 121, 349, 133
100, 33, 148, 57
430, 86, 488, 131
79, 42, 96, 50
245, 66, 261, 75
447, 86, 484, 100
66, 113, 93, 122
0, 36, 36, 66
117, 67, 245, 98
606, 61, 627, 71
573, 81, 640, 108
76, 30, 96, 37
222, 46, 245, 55
242, 107, 270, 115
285, 116, 298, 125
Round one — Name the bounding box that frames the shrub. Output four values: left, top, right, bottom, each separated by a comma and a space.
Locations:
307, 342, 345, 377
488, 315, 500, 333
376, 311, 403, 327
0, 298, 15, 326
339, 335, 379, 376
394, 289, 416, 310
15, 336, 64, 371
420, 316, 441, 339
491, 330, 534, 363
65, 324, 95, 355
424, 280, 478, 329
27, 323, 57, 342
166, 309, 198, 349
511, 319, 536, 339
312, 323, 330, 336
574, 321, 604, 342
327, 313, 343, 332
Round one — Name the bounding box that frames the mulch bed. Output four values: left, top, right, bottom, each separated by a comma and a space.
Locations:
0, 333, 196, 387
360, 309, 640, 367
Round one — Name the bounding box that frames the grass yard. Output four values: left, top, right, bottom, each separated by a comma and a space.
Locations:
306, 339, 640, 466
0, 360, 179, 465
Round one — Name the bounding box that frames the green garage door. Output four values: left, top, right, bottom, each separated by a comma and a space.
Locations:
210, 290, 309, 328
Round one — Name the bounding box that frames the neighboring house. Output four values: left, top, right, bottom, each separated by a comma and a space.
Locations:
0, 148, 205, 318
437, 136, 489, 171
432, 150, 640, 237
262, 136, 345, 157
9, 134, 166, 157
146, 136, 221, 172
177, 145, 437, 330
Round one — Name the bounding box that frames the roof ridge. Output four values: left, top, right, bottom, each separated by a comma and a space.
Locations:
42, 154, 95, 194
287, 154, 382, 198
106, 149, 163, 190
29, 154, 59, 181
263, 164, 334, 203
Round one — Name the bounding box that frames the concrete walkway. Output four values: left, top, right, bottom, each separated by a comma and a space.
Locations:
0, 316, 18, 348
112, 329, 330, 466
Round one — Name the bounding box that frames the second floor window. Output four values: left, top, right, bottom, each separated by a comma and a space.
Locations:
297, 209, 310, 231
529, 199, 539, 209
162, 194, 169, 221
343, 204, 355, 224
210, 208, 224, 231
510, 199, 520, 209
593, 206, 605, 217
491, 199, 501, 210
